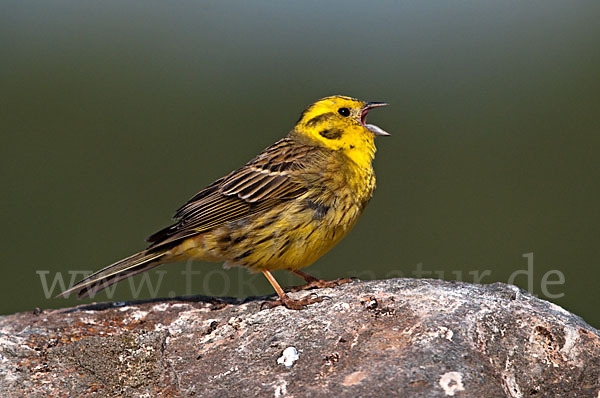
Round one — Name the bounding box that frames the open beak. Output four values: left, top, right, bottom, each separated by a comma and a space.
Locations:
361, 102, 390, 137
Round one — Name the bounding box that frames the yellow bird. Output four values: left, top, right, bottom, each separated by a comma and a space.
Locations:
59, 95, 389, 309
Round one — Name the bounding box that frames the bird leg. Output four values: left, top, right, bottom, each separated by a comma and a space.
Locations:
261, 270, 323, 310
287, 270, 354, 292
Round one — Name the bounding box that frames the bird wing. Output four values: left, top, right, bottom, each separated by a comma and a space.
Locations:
146, 137, 321, 250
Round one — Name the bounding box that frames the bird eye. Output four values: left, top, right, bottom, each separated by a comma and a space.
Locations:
338, 107, 350, 117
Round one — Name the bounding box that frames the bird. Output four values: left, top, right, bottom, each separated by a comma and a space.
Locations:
59, 95, 389, 309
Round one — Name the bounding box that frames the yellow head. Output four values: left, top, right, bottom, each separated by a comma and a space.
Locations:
293, 95, 389, 168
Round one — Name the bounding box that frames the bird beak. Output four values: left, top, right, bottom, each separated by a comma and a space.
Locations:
361, 102, 390, 137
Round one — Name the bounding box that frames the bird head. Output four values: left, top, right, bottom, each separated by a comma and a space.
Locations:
294, 95, 389, 167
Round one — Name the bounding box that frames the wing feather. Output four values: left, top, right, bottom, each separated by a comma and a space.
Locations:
146, 137, 323, 249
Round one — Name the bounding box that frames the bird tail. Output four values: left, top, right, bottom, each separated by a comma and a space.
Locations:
57, 250, 170, 299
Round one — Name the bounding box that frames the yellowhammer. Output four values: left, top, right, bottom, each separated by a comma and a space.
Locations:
59, 95, 389, 309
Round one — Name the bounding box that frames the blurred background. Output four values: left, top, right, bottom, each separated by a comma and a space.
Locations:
2, 1, 599, 326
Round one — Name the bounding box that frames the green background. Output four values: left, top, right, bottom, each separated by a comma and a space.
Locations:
2, 1, 599, 327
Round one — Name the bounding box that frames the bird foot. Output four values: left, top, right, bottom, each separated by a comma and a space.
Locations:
261, 293, 324, 310
289, 277, 355, 293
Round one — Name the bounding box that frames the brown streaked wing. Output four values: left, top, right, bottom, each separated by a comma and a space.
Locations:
146, 138, 321, 250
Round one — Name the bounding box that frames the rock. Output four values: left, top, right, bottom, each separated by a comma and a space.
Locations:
1, 278, 599, 397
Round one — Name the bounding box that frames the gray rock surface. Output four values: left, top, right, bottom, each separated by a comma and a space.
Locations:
1, 278, 599, 397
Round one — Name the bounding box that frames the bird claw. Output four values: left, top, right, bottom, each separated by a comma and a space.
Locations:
261, 293, 324, 310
